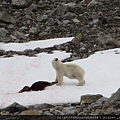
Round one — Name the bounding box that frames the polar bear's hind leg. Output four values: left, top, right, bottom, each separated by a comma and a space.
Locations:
76, 75, 85, 86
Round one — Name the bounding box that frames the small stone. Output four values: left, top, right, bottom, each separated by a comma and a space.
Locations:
63, 20, 70, 25
73, 19, 80, 23
29, 27, 37, 33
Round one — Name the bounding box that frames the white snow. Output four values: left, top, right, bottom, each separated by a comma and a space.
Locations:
0, 38, 120, 108
0, 37, 73, 51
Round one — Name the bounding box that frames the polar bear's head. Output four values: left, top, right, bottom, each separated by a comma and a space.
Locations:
52, 58, 62, 70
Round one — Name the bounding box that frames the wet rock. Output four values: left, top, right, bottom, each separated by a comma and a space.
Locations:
2, 102, 28, 113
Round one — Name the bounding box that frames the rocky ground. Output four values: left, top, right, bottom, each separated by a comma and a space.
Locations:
0, 88, 120, 117
0, 0, 120, 60
0, 0, 120, 117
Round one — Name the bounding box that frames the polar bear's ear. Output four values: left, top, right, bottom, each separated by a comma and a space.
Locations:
55, 58, 58, 61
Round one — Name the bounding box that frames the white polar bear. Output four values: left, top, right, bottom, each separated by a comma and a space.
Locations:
52, 58, 85, 86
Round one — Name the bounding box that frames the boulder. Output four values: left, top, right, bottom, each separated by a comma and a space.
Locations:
11, 0, 32, 8
0, 28, 9, 37
0, 12, 16, 24
2, 102, 28, 113
80, 94, 103, 104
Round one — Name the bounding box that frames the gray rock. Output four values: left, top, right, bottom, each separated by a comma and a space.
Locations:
29, 27, 37, 33
97, 34, 119, 47
46, 18, 56, 26
78, 111, 86, 115
2, 102, 28, 113
62, 106, 77, 115
0, 111, 10, 115
0, 28, 9, 37
72, 33, 83, 44
63, 20, 70, 25
0, 12, 16, 24
11, 0, 32, 8
63, 12, 77, 20
50, 6, 68, 17
87, 0, 98, 9
19, 26, 28, 32
95, 97, 108, 104
43, 111, 53, 115
37, 15, 48, 22
80, 94, 103, 104
72, 18, 80, 23
50, 109, 64, 115
34, 103, 55, 110
13, 31, 26, 39
105, 88, 120, 106
29, 3, 39, 12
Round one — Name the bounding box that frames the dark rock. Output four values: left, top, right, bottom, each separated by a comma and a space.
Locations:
11, 0, 32, 8
2, 102, 28, 113
105, 88, 120, 107
0, 49, 6, 56
34, 47, 41, 53
98, 17, 112, 25
63, 12, 77, 20
0, 13, 16, 24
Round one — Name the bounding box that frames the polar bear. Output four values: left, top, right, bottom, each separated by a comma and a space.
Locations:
52, 58, 85, 86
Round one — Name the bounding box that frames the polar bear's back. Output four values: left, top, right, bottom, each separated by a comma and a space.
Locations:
64, 63, 84, 72
63, 63, 85, 79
